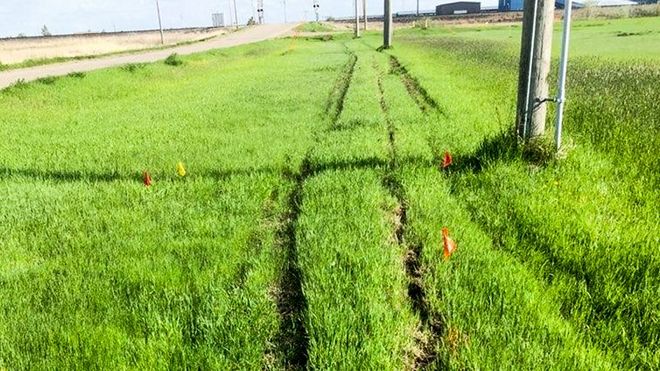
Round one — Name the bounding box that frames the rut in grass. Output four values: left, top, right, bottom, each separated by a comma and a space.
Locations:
377, 64, 445, 369
272, 157, 313, 370
389, 55, 443, 115
325, 50, 358, 127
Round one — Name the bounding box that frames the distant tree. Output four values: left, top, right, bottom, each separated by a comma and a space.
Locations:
247, 17, 256, 25
17, 33, 26, 38
41, 25, 51, 37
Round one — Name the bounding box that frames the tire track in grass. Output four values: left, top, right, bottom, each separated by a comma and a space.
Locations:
388, 55, 444, 116
272, 49, 360, 368
325, 50, 358, 128
273, 156, 312, 370
376, 60, 444, 369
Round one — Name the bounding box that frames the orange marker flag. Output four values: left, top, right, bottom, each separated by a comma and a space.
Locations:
176, 162, 186, 177
442, 227, 457, 260
442, 151, 453, 169
143, 171, 152, 187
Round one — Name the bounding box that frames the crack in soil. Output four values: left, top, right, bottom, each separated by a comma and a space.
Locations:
389, 55, 443, 116
272, 156, 313, 370
377, 62, 445, 370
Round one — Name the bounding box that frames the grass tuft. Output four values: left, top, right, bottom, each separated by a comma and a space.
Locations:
164, 53, 184, 67
67, 72, 86, 79
295, 22, 334, 33
522, 133, 558, 165
120, 63, 147, 73
36, 76, 59, 85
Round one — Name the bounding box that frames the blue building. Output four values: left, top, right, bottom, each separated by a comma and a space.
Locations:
498, 0, 524, 11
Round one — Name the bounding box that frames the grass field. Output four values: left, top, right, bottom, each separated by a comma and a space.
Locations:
294, 22, 335, 33
416, 16, 660, 60
0, 16, 658, 369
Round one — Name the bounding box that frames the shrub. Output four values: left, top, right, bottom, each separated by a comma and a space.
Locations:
36, 76, 58, 85
67, 72, 86, 79
164, 53, 183, 66
121, 63, 146, 73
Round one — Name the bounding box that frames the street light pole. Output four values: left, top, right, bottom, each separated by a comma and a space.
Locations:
283, 0, 288, 23
155, 0, 164, 44
233, 0, 239, 27
354, 0, 360, 37
555, 0, 573, 150
257, 0, 264, 24
313, 0, 320, 22
363, 0, 368, 30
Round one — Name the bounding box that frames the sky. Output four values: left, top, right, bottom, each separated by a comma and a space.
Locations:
0, 0, 499, 38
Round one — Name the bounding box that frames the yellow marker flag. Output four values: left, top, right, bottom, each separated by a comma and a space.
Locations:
176, 162, 186, 177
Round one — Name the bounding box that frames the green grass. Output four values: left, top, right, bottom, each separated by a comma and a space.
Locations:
299, 169, 416, 369
401, 166, 613, 370
403, 17, 660, 61
294, 22, 335, 33
0, 38, 345, 368
1, 175, 283, 369
1, 17, 658, 369
384, 15, 659, 368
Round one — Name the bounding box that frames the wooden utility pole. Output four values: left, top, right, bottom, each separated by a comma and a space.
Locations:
516, 0, 555, 139
417, 0, 420, 17
354, 0, 361, 37
155, 0, 164, 44
363, 0, 368, 30
383, 0, 392, 48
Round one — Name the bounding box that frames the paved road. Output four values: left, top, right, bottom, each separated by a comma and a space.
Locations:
0, 23, 297, 89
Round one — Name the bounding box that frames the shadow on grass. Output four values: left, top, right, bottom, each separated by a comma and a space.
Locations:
436, 130, 660, 361
0, 167, 127, 183
0, 155, 431, 185
437, 130, 521, 174
307, 156, 388, 174
433, 130, 557, 175
208, 166, 281, 181
466, 188, 660, 352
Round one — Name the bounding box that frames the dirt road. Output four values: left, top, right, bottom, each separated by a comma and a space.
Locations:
0, 28, 228, 65
0, 23, 297, 90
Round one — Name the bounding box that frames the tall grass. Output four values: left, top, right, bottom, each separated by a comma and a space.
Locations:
389, 20, 659, 368
0, 38, 346, 369
0, 19, 657, 369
